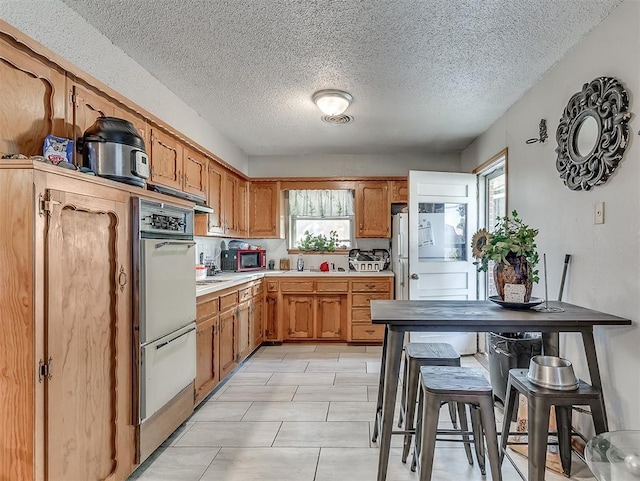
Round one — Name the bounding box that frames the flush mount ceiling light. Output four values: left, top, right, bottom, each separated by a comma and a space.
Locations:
312, 89, 353, 116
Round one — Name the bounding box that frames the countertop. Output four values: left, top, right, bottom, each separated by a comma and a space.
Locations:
196, 270, 394, 297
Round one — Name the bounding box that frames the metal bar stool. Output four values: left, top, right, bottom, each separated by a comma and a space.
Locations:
413, 366, 502, 481
398, 342, 465, 463
500, 369, 607, 481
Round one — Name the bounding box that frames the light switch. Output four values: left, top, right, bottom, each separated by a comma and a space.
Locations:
594, 202, 604, 224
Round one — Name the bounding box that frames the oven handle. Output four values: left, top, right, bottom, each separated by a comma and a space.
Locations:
154, 241, 196, 249
155, 326, 196, 350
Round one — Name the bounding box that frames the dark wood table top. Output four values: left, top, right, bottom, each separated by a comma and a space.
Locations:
370, 300, 631, 332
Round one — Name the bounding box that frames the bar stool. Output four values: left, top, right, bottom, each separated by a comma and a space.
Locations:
398, 342, 464, 463
500, 369, 607, 481
414, 366, 502, 481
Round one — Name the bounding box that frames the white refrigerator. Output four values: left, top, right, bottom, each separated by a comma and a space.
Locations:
391, 213, 477, 354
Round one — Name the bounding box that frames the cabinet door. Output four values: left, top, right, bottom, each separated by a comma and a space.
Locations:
264, 293, 280, 341
251, 296, 264, 349
219, 309, 237, 379
284, 295, 314, 339
195, 316, 218, 405
316, 295, 346, 339
72, 84, 116, 164
249, 182, 280, 238
236, 178, 249, 237
236, 301, 251, 361
183, 146, 207, 200
223, 173, 237, 235
149, 128, 183, 191
45, 189, 132, 481
205, 160, 225, 235
390, 180, 408, 203
356, 181, 391, 238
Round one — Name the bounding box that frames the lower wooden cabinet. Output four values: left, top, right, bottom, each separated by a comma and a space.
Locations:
195, 293, 220, 405
316, 295, 347, 339
284, 295, 315, 339
251, 295, 264, 348
218, 307, 237, 380
264, 292, 280, 341
237, 300, 252, 360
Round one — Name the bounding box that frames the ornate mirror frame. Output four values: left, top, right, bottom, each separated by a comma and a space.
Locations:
555, 77, 631, 191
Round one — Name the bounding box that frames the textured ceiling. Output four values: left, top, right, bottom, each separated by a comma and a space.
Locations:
62, 0, 622, 157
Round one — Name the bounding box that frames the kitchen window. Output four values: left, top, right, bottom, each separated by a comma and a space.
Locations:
287, 189, 355, 250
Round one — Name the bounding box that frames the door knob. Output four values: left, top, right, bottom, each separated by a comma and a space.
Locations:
410, 273, 419, 280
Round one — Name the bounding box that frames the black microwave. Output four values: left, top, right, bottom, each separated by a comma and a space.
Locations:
220, 249, 266, 272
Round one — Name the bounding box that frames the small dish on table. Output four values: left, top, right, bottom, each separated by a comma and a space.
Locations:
489, 295, 544, 310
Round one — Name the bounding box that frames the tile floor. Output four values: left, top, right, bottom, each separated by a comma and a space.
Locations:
128, 343, 597, 481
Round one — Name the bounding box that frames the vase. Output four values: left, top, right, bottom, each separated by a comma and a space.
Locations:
494, 255, 533, 302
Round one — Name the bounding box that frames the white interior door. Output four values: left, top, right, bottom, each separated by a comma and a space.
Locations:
408, 170, 478, 353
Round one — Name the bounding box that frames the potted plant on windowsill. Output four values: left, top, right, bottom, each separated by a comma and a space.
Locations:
471, 210, 539, 302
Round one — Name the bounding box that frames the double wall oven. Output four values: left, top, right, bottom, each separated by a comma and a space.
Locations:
133, 197, 196, 462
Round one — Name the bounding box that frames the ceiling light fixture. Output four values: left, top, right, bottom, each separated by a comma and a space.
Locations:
312, 89, 353, 116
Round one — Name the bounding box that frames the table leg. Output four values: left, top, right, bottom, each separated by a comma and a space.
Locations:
372, 326, 389, 442
376, 328, 404, 481
582, 328, 609, 430
542, 332, 559, 357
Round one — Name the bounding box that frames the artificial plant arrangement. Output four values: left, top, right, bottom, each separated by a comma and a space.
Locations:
297, 230, 339, 251
471, 210, 540, 300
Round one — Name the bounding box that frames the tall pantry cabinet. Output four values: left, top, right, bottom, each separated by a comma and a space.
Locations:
0, 163, 135, 481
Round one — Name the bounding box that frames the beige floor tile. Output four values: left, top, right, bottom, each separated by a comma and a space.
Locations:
224, 372, 273, 385
327, 401, 377, 421
190, 401, 252, 422
274, 421, 370, 447
258, 344, 318, 353
316, 447, 420, 481
249, 351, 287, 360
128, 446, 219, 481
283, 351, 340, 360
160, 421, 194, 447
242, 360, 309, 372
294, 385, 368, 402
267, 372, 336, 385
338, 351, 383, 360
216, 385, 297, 402
335, 372, 380, 385
306, 360, 367, 372
366, 345, 384, 353
367, 360, 382, 373
243, 401, 329, 421
175, 421, 281, 447
314, 344, 367, 353
199, 447, 319, 481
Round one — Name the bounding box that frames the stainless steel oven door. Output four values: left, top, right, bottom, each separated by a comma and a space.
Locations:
140, 322, 196, 422
140, 238, 196, 344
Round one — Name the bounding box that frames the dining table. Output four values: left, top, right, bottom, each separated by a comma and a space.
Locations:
370, 299, 631, 481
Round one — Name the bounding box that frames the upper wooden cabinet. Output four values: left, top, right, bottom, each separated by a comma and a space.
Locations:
249, 181, 281, 238
236, 177, 249, 238
71, 84, 116, 144
182, 146, 208, 200
149, 128, 183, 191
356, 181, 391, 238
390, 179, 408, 203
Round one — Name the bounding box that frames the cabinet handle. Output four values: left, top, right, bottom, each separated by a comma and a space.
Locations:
365, 329, 375, 334
366, 283, 375, 289
118, 265, 127, 292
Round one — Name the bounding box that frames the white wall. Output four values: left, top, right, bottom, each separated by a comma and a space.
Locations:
462, 0, 640, 430
249, 153, 461, 177
0, 0, 249, 173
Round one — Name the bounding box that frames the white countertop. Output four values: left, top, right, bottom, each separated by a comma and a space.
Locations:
196, 270, 394, 297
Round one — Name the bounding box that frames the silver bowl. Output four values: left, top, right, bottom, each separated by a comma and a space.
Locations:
526, 355, 579, 390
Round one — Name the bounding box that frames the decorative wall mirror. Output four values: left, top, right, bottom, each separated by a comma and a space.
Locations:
555, 77, 631, 191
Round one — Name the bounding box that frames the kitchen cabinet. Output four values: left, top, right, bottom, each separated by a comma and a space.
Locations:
182, 146, 208, 200
249, 181, 281, 238
195, 294, 220, 405
264, 280, 281, 341
390, 179, 408, 203
356, 181, 391, 238
237, 299, 252, 361
251, 282, 264, 349
0, 164, 135, 481
218, 290, 239, 379
149, 127, 183, 191
316, 296, 347, 338
284, 295, 315, 339
236, 177, 249, 237
200, 160, 225, 235
349, 278, 392, 342
197, 166, 249, 238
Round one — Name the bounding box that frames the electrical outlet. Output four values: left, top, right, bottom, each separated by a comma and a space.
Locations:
594, 202, 604, 224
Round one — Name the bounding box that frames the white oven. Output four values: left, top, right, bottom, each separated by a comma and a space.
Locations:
133, 198, 196, 461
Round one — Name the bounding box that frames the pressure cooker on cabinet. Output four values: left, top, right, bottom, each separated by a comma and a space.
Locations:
78, 116, 149, 187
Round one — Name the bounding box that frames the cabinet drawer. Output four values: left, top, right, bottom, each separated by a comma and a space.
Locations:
351, 308, 371, 322
239, 286, 252, 302
351, 280, 391, 292
316, 280, 348, 293
196, 297, 219, 320
280, 280, 314, 293
352, 293, 390, 307
351, 322, 385, 341
267, 280, 279, 292
220, 291, 239, 311
253, 282, 264, 297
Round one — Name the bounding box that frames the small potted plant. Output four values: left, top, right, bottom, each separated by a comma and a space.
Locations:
298, 230, 339, 252
471, 210, 539, 302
